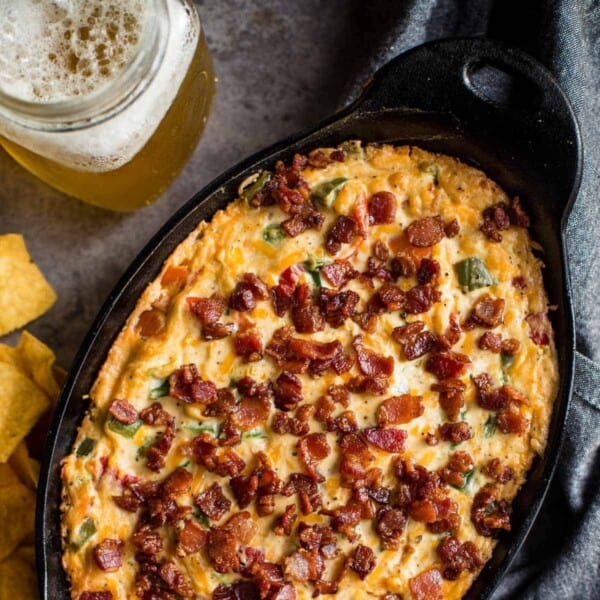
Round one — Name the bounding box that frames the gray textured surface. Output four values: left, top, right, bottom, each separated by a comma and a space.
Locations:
0, 0, 359, 367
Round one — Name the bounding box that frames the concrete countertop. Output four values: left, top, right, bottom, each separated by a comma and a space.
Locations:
0, 0, 378, 368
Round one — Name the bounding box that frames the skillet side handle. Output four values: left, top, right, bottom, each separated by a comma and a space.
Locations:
359, 37, 582, 216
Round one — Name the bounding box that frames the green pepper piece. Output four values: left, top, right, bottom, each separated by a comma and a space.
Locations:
149, 378, 169, 399
75, 437, 96, 457
244, 428, 267, 439
185, 422, 220, 436
339, 140, 365, 159
310, 177, 348, 207
454, 257, 493, 292
452, 469, 475, 492
484, 415, 497, 438
263, 223, 286, 244
501, 352, 515, 369
72, 517, 97, 549
241, 171, 271, 201
107, 417, 142, 438
304, 255, 326, 287
419, 163, 439, 186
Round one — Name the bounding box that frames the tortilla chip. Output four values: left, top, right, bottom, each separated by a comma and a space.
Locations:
13, 544, 35, 569
0, 362, 50, 462
0, 234, 57, 336
0, 482, 35, 562
0, 464, 21, 489
16, 331, 61, 400
0, 554, 38, 600
8, 442, 40, 490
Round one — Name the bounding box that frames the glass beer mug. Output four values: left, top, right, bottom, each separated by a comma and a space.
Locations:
0, 0, 215, 211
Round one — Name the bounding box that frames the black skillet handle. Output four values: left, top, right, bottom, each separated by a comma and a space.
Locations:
359, 37, 582, 218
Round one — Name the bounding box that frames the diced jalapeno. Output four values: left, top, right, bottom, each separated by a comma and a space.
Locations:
339, 140, 365, 159
454, 257, 493, 292
194, 508, 210, 527
149, 378, 169, 399
452, 469, 475, 492
484, 415, 497, 438
311, 177, 348, 207
304, 255, 326, 287
419, 162, 439, 186
71, 517, 97, 549
75, 437, 96, 457
263, 223, 285, 244
244, 428, 267, 439
185, 422, 220, 436
107, 417, 142, 438
136, 435, 156, 458
501, 352, 515, 369
240, 171, 271, 201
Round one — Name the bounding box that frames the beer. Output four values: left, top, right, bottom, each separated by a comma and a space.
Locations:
0, 0, 215, 211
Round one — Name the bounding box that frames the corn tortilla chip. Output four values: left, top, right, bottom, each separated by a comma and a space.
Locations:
0, 234, 57, 336
16, 331, 61, 400
0, 482, 35, 562
0, 554, 38, 600
8, 442, 39, 490
13, 544, 35, 569
0, 362, 50, 462
0, 464, 21, 489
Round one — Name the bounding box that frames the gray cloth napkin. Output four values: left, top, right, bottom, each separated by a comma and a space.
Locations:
340, 1, 600, 597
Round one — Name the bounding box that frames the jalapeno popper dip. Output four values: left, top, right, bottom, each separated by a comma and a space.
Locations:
61, 143, 557, 600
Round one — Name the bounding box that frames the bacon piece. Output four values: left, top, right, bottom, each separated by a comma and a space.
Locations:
363, 427, 407, 453
339, 433, 375, 488
404, 284, 441, 314
326, 504, 362, 541
146, 422, 176, 473
140, 402, 172, 426
437, 536, 483, 580
136, 308, 165, 338
373, 239, 390, 261
390, 252, 417, 278
326, 410, 358, 434
512, 275, 527, 289
376, 506, 407, 550
79, 594, 113, 600
187, 295, 225, 325
497, 410, 529, 435
204, 388, 236, 418
484, 458, 514, 483
163, 467, 193, 497
297, 433, 330, 482
274, 504, 297, 536
212, 581, 260, 600
471, 483, 511, 536
204, 321, 236, 340
273, 371, 303, 411
233, 329, 263, 362
162, 264, 189, 288
291, 283, 325, 334
392, 321, 437, 360
349, 544, 376, 580
208, 512, 257, 573
444, 218, 460, 238
437, 313, 462, 350
367, 191, 396, 225
481, 203, 510, 242
465, 294, 505, 329
326, 215, 360, 255
472, 372, 505, 411
317, 288, 359, 328
431, 379, 466, 421
425, 351, 470, 380
285, 549, 325, 583
177, 520, 208, 556
289, 337, 341, 362
406, 216, 444, 247
93, 539, 123, 572
372, 283, 405, 311
353, 335, 394, 377
108, 399, 138, 425
282, 473, 322, 514
132, 523, 163, 557
377, 395, 424, 425
364, 256, 393, 282
417, 258, 441, 285
478, 331, 502, 353
321, 260, 359, 289
196, 482, 231, 520
438, 421, 472, 444
508, 196, 530, 227
159, 561, 194, 598
231, 396, 270, 431
409, 568, 444, 600
347, 375, 389, 395
439, 451, 474, 487
501, 337, 521, 355
526, 312, 551, 345
229, 283, 257, 312
297, 522, 338, 558
192, 433, 245, 477
169, 364, 218, 404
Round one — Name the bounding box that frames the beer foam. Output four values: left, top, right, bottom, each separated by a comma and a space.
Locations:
0, 0, 147, 102
0, 0, 201, 172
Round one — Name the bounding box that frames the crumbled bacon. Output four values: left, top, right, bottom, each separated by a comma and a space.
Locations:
169, 364, 218, 404
274, 504, 297, 536
177, 520, 208, 556
408, 568, 444, 600
284, 549, 325, 583
526, 312, 551, 345
512, 275, 527, 289
324, 504, 362, 541
204, 321, 236, 340
207, 511, 258, 573
501, 337, 521, 355
348, 544, 376, 579
297, 433, 330, 482
326, 215, 360, 255
274, 371, 303, 411
234, 329, 263, 362
321, 260, 359, 289
363, 256, 393, 282
339, 433, 375, 488
371, 282, 405, 311
132, 523, 163, 557
326, 410, 358, 434
392, 321, 437, 360
478, 331, 502, 353
290, 283, 325, 334
146, 421, 176, 473
373, 239, 390, 261
438, 421, 472, 444
472, 372, 505, 410
377, 395, 424, 425
93, 539, 123, 572
390, 252, 417, 278
288, 336, 341, 362
204, 388, 237, 418
140, 402, 172, 426
480, 203, 510, 242
471, 483, 511, 537
192, 433, 246, 477
108, 399, 139, 425
417, 258, 441, 285
162, 466, 193, 497
231, 395, 271, 431
437, 313, 462, 350
363, 427, 407, 453
79, 593, 113, 600
317, 288, 359, 327
404, 284, 441, 314
282, 473, 322, 514
159, 560, 194, 597
484, 458, 514, 483
187, 294, 225, 325
431, 378, 466, 421
464, 294, 505, 329
347, 375, 389, 395
406, 216, 445, 247
353, 335, 394, 377
376, 506, 408, 550
368, 191, 396, 225
497, 409, 530, 435
425, 351, 470, 380
196, 482, 232, 520
212, 581, 260, 600
444, 218, 460, 238
438, 451, 474, 487
437, 536, 483, 580
508, 196, 530, 227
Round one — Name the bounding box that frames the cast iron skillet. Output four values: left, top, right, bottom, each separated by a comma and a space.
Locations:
37, 37, 582, 599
